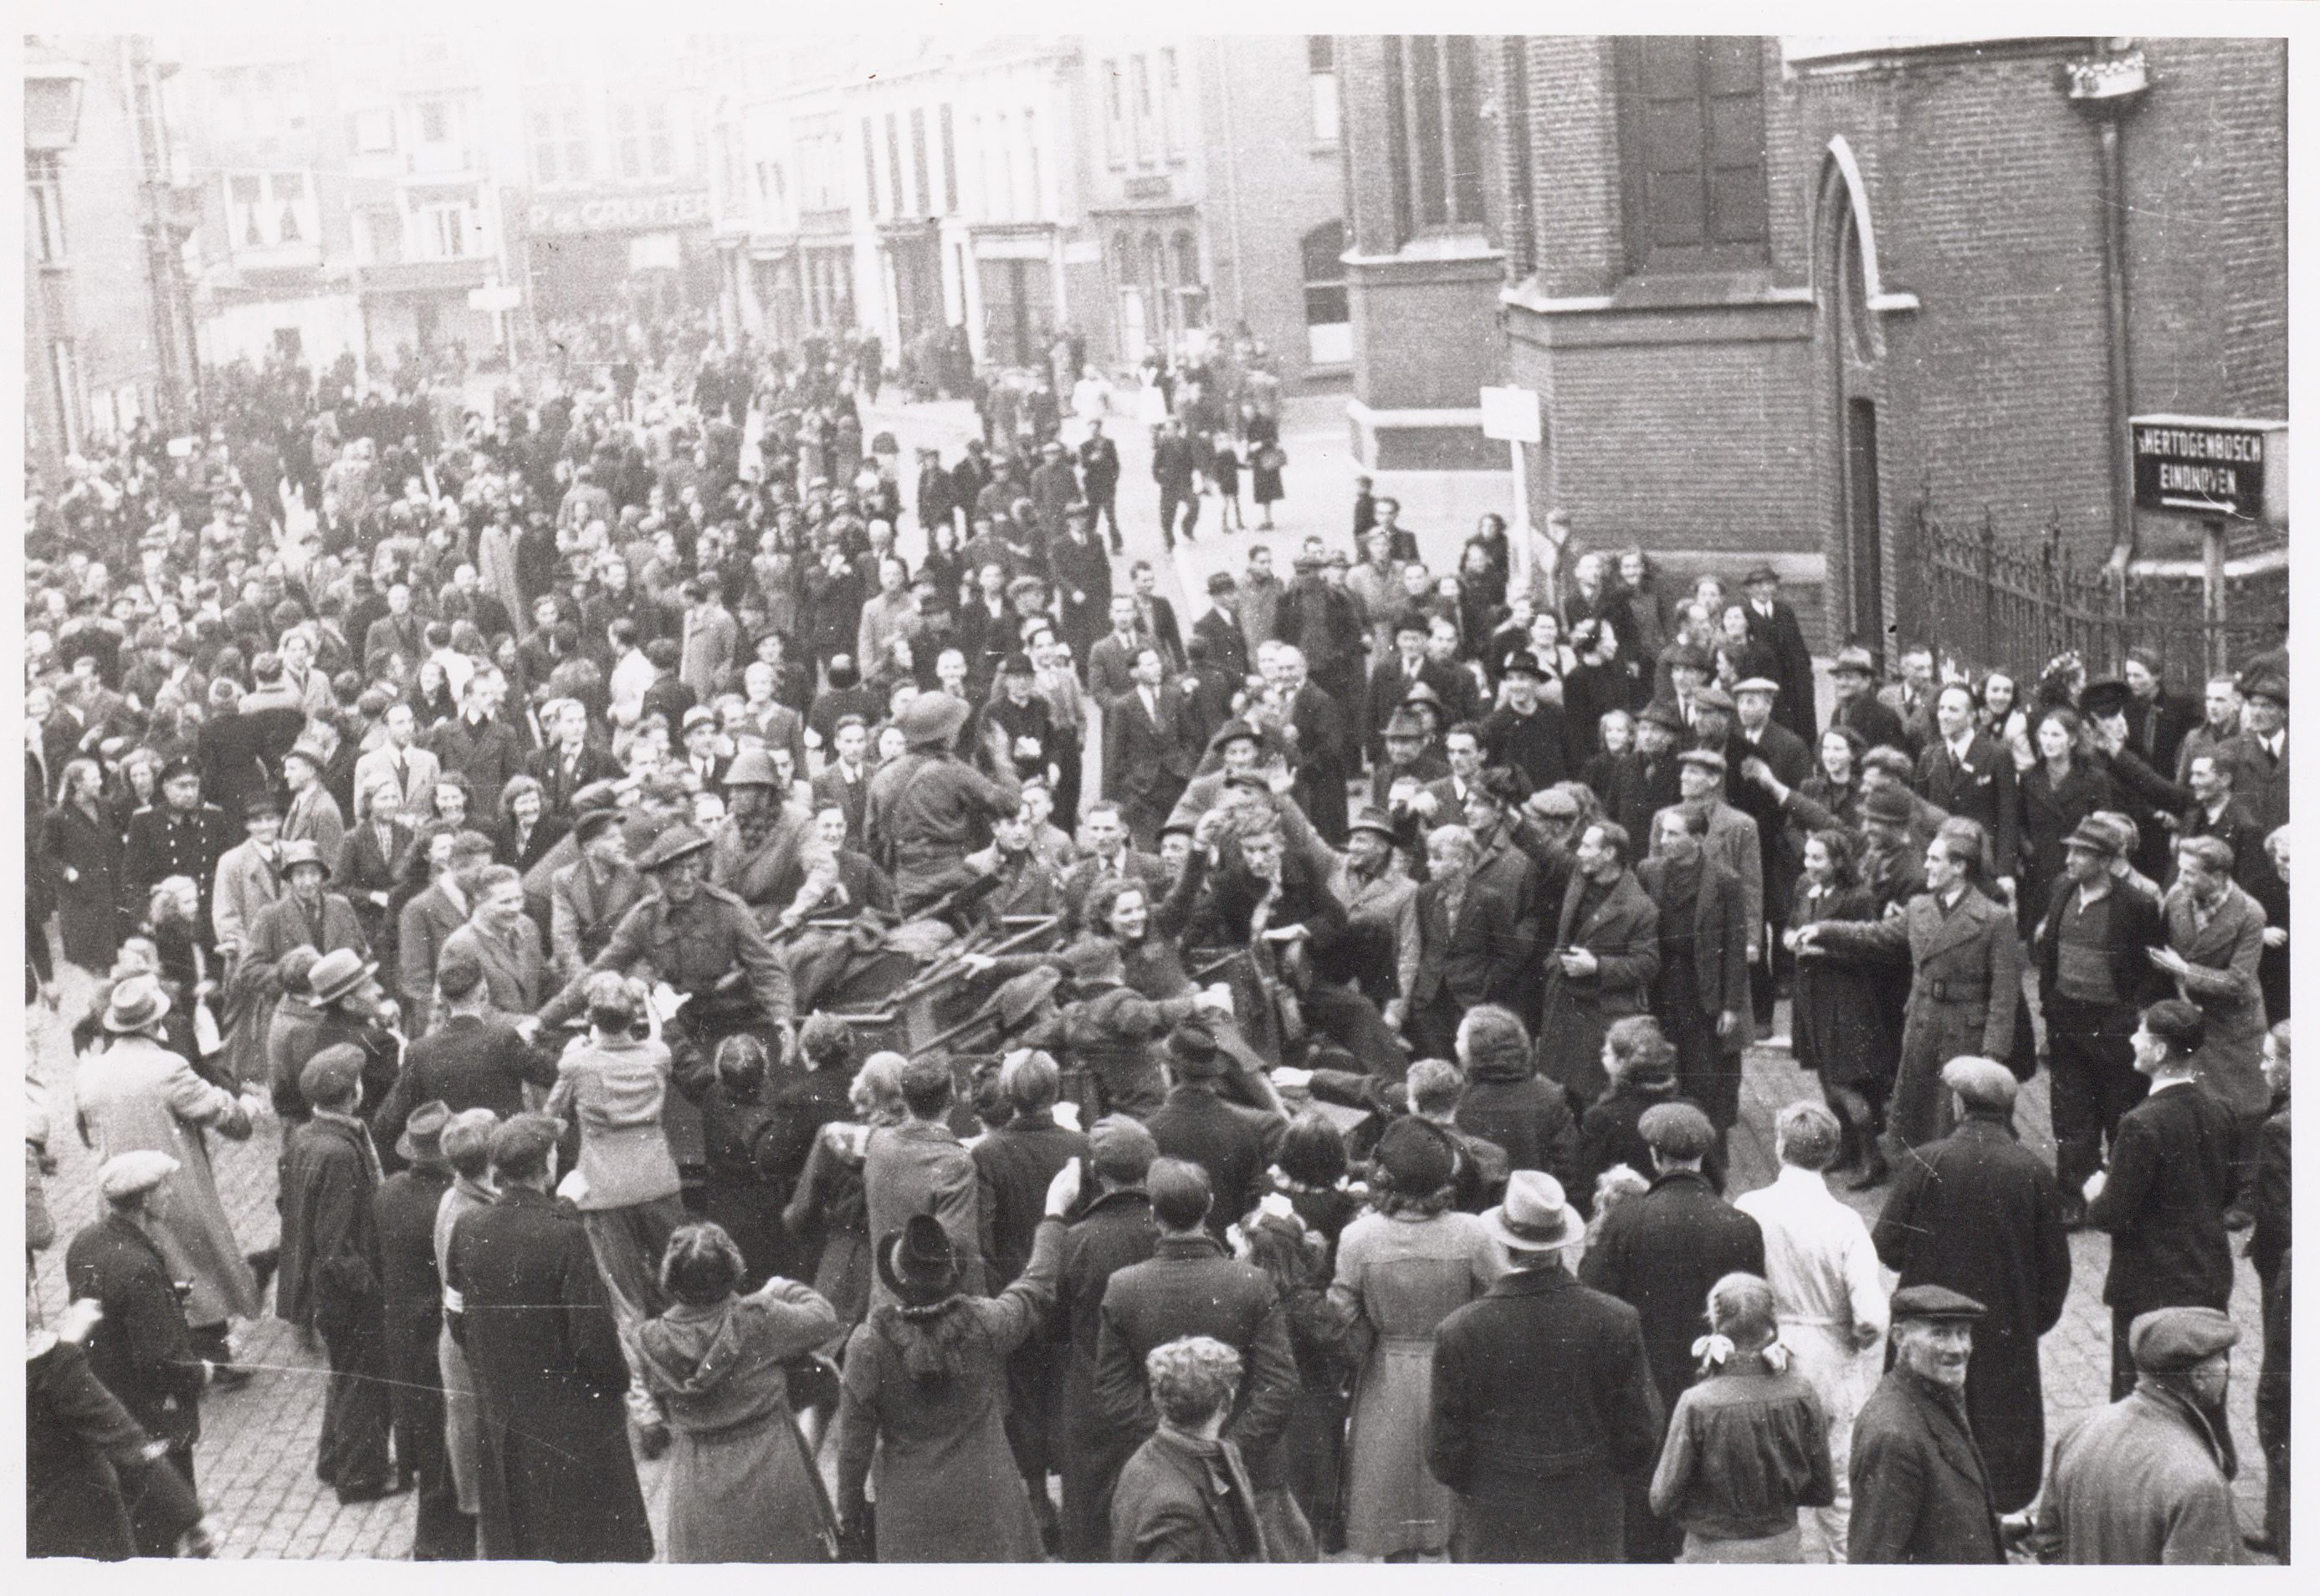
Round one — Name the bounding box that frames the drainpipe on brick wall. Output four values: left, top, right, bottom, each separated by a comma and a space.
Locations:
2063, 43, 2152, 589
1218, 48, 1247, 330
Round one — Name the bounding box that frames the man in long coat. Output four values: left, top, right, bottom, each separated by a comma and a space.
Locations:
373, 1101, 473, 1558
1871, 1057, 2071, 1511
1580, 1102, 1765, 1562
1639, 806, 1753, 1134
1797, 819, 2024, 1159
2157, 835, 2272, 1205
1848, 1285, 2005, 1563
1739, 566, 1819, 744
123, 758, 233, 947
213, 792, 289, 1087
1536, 821, 1661, 1104
446, 1114, 653, 1563
1430, 1169, 1662, 1561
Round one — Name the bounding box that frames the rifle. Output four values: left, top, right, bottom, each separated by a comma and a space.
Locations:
885, 913, 1063, 1016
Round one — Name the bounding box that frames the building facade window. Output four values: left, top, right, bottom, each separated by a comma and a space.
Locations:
1160, 49, 1184, 161
795, 115, 843, 212
1102, 61, 1125, 169
615, 103, 643, 179
647, 103, 673, 178
226, 171, 317, 253
939, 103, 958, 212
1130, 57, 1151, 166
352, 107, 396, 154
1025, 108, 1041, 215
1300, 219, 1351, 364
27, 152, 65, 263
910, 108, 932, 217
885, 113, 905, 217
1308, 38, 1340, 145
1616, 35, 1769, 272
416, 200, 472, 258
1382, 34, 1487, 244
861, 116, 880, 216
418, 100, 448, 144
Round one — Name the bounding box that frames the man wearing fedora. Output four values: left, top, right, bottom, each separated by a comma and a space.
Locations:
2033, 815, 2168, 1223
1479, 649, 1573, 795
373, 1101, 474, 1558
1146, 1022, 1273, 1235
1847, 1284, 2005, 1563
271, 946, 399, 1127
1428, 1169, 1661, 1560
243, 839, 369, 998
2028, 1307, 2245, 1563
74, 972, 266, 1382
64, 1149, 213, 1553
279, 1046, 398, 1504
1872, 1057, 2072, 1516
867, 690, 1024, 913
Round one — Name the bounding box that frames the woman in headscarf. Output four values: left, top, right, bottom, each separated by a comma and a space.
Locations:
638, 1223, 841, 1563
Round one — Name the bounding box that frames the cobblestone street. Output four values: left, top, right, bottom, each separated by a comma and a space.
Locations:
29, 950, 2272, 1562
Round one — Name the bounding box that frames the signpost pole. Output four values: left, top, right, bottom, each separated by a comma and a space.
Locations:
2203, 517, 2228, 678
1509, 437, 1531, 596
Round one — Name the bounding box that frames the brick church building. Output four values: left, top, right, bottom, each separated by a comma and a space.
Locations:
1334, 36, 2287, 659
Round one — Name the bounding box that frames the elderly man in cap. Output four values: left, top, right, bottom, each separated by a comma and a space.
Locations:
1847, 1285, 2005, 1563
279, 1046, 398, 1502
1734, 1101, 1888, 1560
2034, 814, 2168, 1222
867, 689, 1025, 912
372, 1101, 473, 1558
445, 1113, 654, 1563
74, 972, 266, 1379
1658, 745, 1765, 949
2084, 999, 2239, 1399
64, 1149, 213, 1552
2027, 1307, 2244, 1563
1580, 1100, 1765, 1561
1872, 1056, 2072, 1513
1429, 1169, 1662, 1561
1053, 1113, 1165, 1559
535, 821, 795, 1056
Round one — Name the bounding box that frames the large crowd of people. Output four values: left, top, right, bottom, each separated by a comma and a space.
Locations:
23, 310, 2291, 1566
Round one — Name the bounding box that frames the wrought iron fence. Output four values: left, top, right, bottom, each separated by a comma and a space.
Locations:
1906, 492, 2287, 689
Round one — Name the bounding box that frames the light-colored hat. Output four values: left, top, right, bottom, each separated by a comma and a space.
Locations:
102, 973, 171, 1034
1482, 1169, 1580, 1254
99, 1148, 179, 1204
307, 948, 377, 1005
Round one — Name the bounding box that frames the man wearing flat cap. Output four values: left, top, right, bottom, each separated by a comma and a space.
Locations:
120, 760, 228, 944
1829, 644, 1910, 755
1655, 744, 1766, 979
1847, 1285, 2005, 1563
1580, 1100, 1765, 1561
2031, 814, 2169, 1223
2027, 1307, 2243, 1563
1872, 1056, 2072, 1513
2224, 671, 2287, 834
64, 1150, 212, 1553
278, 1045, 397, 1502
1430, 1169, 1662, 1560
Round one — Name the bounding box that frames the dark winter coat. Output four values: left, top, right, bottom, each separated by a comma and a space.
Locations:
1426, 1261, 1662, 1562
1846, 1365, 2004, 1563
1871, 1111, 2072, 1510
2084, 1081, 2238, 1317
446, 1186, 654, 1562
1579, 1169, 1765, 1418
1535, 869, 1661, 1104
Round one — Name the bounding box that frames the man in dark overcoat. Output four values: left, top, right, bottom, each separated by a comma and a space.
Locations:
444, 1113, 653, 1563
64, 1150, 211, 1554
1579, 1102, 1765, 1561
1847, 1285, 2005, 1563
1536, 821, 1661, 1104
1739, 565, 1818, 745
372, 1101, 472, 1558
1053, 1116, 1162, 1562
278, 1047, 397, 1502
1429, 1169, 1662, 1561
1871, 1057, 2071, 1511
1913, 683, 2020, 899
1639, 806, 1752, 1134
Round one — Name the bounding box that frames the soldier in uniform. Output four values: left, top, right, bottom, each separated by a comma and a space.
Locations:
123, 757, 233, 958
534, 823, 796, 1062
867, 693, 1023, 914
710, 747, 820, 929
1048, 937, 1210, 1120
